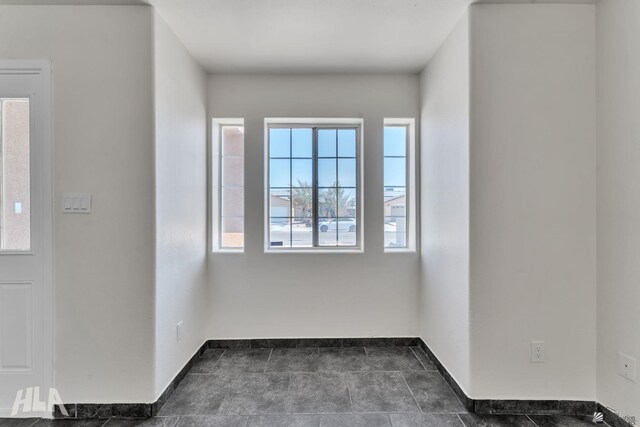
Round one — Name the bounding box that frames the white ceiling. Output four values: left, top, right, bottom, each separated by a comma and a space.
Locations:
0, 0, 148, 3
0, 0, 597, 73
150, 0, 476, 74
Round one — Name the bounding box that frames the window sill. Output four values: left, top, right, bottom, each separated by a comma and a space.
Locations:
264, 248, 364, 254
384, 248, 416, 254
211, 249, 244, 254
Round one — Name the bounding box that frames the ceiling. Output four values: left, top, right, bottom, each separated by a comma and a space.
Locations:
147, 0, 472, 73
0, 0, 148, 3
0, 0, 597, 73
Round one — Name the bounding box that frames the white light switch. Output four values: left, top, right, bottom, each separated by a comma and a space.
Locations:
62, 193, 92, 214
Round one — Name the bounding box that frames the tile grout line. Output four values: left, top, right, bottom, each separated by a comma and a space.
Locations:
284, 372, 293, 415
388, 412, 395, 427
346, 374, 355, 414
409, 346, 430, 372
207, 348, 226, 374
214, 373, 239, 416
265, 348, 274, 369
526, 414, 540, 426
457, 413, 469, 427
405, 347, 428, 372
400, 372, 423, 414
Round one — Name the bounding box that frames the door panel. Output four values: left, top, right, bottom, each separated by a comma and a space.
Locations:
0, 62, 52, 418
0, 283, 33, 371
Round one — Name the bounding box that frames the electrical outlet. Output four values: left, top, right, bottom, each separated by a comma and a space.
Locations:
531, 341, 545, 363
176, 321, 183, 342
618, 352, 637, 382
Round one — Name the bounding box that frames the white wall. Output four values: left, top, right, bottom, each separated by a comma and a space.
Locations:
0, 6, 156, 402
419, 11, 471, 394
468, 4, 596, 399
206, 74, 420, 339
596, 0, 640, 421
153, 12, 208, 399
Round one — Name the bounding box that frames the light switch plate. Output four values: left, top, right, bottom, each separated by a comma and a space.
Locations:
62, 193, 91, 214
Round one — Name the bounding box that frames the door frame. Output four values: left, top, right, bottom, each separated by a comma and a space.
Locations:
0, 60, 53, 418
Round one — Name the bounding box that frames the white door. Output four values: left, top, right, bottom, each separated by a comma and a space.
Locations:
0, 61, 53, 418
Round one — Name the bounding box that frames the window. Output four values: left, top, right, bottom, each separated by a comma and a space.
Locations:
265, 119, 362, 252
0, 98, 30, 251
212, 119, 244, 251
384, 119, 416, 251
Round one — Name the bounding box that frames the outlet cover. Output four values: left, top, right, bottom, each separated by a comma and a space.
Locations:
618, 352, 637, 382
531, 341, 545, 363
176, 321, 183, 342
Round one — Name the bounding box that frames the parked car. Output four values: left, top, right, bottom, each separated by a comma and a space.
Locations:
319, 218, 356, 232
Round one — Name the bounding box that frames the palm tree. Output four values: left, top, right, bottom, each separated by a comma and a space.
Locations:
322, 182, 352, 218
292, 180, 312, 225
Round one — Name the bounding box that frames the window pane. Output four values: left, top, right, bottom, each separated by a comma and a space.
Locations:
337, 218, 357, 246
337, 188, 356, 218
291, 187, 313, 219
222, 126, 244, 156
291, 159, 312, 187
270, 159, 291, 188
384, 126, 406, 157
222, 157, 244, 187
270, 218, 291, 247
292, 128, 312, 158
338, 129, 356, 157
318, 159, 337, 187
222, 187, 244, 217
384, 157, 406, 187
217, 123, 244, 250
318, 129, 336, 157
221, 217, 244, 248
318, 188, 337, 218
270, 128, 290, 157
1, 98, 30, 251
338, 159, 356, 187
385, 216, 407, 248
384, 188, 406, 214
291, 217, 312, 247
384, 124, 409, 249
270, 189, 291, 218
318, 218, 338, 246
384, 187, 406, 249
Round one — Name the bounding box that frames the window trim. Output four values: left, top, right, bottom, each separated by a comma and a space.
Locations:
384, 118, 416, 253
263, 118, 364, 254
211, 118, 245, 253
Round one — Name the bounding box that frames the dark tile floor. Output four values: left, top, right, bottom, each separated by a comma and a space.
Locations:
0, 346, 607, 427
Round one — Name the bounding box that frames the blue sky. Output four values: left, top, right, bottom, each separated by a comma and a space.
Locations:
269, 127, 405, 189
